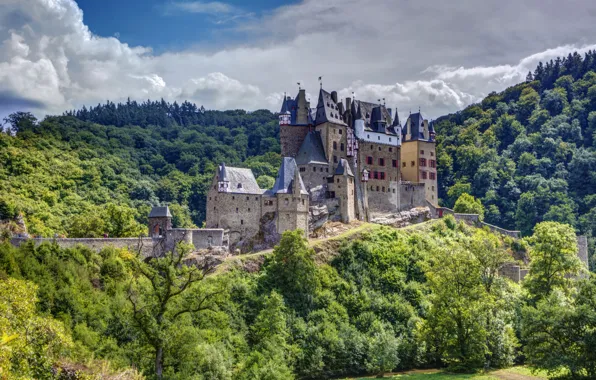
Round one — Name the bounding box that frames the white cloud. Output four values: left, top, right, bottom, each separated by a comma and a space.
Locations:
1, 0, 596, 119
167, 1, 236, 15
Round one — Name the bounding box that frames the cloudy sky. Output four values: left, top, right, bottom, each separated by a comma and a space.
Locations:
2, 0, 596, 121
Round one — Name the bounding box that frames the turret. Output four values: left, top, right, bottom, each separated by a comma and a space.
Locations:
217, 163, 230, 192
148, 206, 172, 238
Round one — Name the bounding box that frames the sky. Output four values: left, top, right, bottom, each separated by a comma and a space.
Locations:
2, 0, 596, 123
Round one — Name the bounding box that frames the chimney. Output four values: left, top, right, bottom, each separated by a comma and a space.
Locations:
296, 89, 308, 124
331, 91, 338, 104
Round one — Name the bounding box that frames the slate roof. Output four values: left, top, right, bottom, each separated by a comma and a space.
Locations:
295, 131, 327, 165
353, 100, 396, 135
405, 112, 425, 141
149, 206, 172, 218
218, 163, 263, 194
315, 88, 347, 126
335, 158, 354, 177
269, 157, 308, 195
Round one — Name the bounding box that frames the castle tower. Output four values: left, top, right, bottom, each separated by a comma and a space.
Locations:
279, 89, 312, 157
148, 206, 172, 238
270, 157, 310, 237
333, 159, 355, 223
217, 163, 230, 192
401, 112, 438, 205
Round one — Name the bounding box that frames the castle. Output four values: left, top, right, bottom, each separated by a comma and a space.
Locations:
206, 87, 439, 247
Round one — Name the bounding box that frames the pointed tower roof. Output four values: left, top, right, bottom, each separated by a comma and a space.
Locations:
335, 158, 354, 177
270, 157, 308, 195
392, 108, 401, 127
218, 162, 228, 182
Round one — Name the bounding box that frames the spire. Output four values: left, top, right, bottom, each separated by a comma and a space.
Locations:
392, 108, 400, 127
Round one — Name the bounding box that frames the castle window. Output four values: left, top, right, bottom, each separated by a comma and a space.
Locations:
378, 136, 380, 140
340, 143, 344, 151
367, 156, 373, 165
430, 172, 436, 180
392, 159, 397, 168
380, 172, 386, 180
402, 162, 406, 168
339, 129, 342, 134
379, 158, 385, 166
214, 207, 216, 210
389, 138, 392, 143
420, 150, 425, 155
285, 198, 289, 205
333, 141, 337, 150
376, 186, 379, 191
393, 189, 396, 193
236, 208, 239, 213
430, 160, 436, 168
389, 147, 393, 152
313, 167, 316, 172
232, 196, 235, 200
246, 196, 249, 200
420, 158, 427, 167
326, 168, 329, 172
241, 220, 244, 225
238, 183, 243, 189
370, 145, 373, 150
256, 197, 258, 200
432, 186, 435, 191
334, 156, 338, 163
421, 171, 428, 180
302, 199, 305, 205
411, 161, 415, 167
430, 151, 434, 156
209, 197, 211, 200
382, 187, 385, 192
367, 134, 370, 139
378, 147, 381, 151
248, 208, 251, 212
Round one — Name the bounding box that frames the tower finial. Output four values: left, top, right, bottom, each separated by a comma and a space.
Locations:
318, 76, 323, 88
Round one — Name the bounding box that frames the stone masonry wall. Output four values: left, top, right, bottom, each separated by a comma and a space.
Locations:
11, 237, 158, 257
399, 183, 426, 211
207, 189, 262, 245
358, 142, 400, 212
280, 125, 310, 157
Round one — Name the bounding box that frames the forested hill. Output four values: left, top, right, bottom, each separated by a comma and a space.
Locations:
0, 105, 280, 237
435, 51, 596, 246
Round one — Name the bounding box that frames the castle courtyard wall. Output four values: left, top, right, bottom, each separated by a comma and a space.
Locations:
10, 237, 158, 257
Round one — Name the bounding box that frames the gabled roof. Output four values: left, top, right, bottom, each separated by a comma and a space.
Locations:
149, 206, 172, 218
315, 88, 347, 126
295, 131, 327, 165
269, 157, 308, 195
217, 163, 263, 194
335, 158, 354, 177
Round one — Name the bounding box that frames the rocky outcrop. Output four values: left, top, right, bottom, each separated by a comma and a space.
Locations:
309, 205, 329, 234
370, 207, 431, 228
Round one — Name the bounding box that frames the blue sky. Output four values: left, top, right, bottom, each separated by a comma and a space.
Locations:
2, 0, 596, 120
75, 0, 294, 52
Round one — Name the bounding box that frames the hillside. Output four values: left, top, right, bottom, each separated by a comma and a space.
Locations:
434, 51, 596, 259
0, 106, 280, 237
1, 217, 593, 379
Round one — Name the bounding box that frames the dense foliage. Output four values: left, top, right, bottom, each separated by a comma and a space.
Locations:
0, 105, 280, 237
1, 219, 592, 378
435, 50, 596, 263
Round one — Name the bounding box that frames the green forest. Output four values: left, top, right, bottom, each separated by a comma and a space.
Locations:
1, 219, 594, 379
1, 52, 596, 379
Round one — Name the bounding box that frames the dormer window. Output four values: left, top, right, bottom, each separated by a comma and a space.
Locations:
237, 183, 243, 189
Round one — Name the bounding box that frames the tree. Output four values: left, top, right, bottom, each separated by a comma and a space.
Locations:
0, 278, 73, 378
2, 112, 37, 134
127, 239, 221, 379
454, 193, 485, 220
263, 230, 319, 314
420, 244, 487, 371
523, 279, 596, 378
523, 222, 583, 300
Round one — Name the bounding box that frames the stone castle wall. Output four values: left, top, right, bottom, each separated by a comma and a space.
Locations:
280, 125, 310, 157
11, 237, 158, 257
206, 187, 262, 245
399, 183, 426, 211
